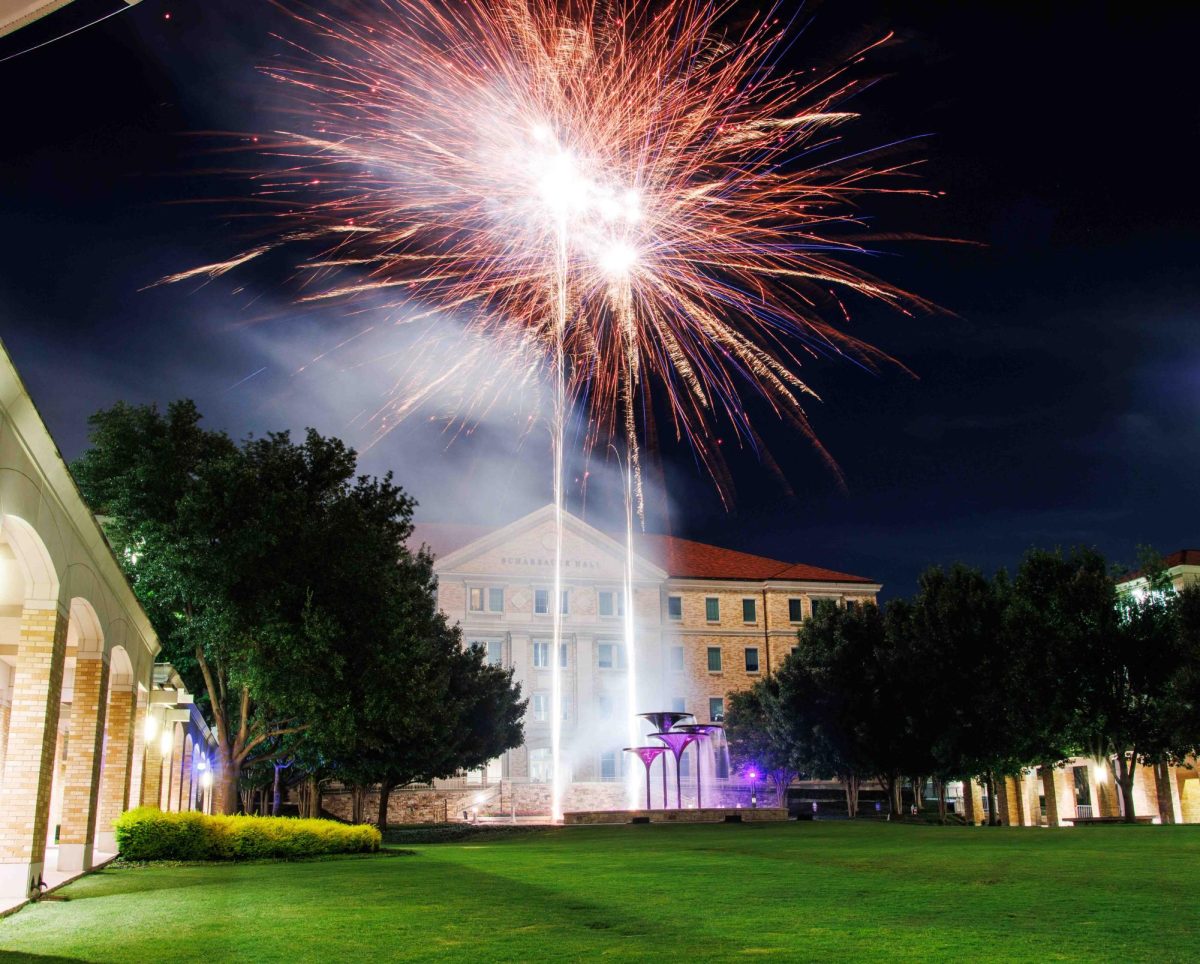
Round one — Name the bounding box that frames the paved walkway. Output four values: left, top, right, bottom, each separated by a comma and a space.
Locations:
0, 846, 116, 917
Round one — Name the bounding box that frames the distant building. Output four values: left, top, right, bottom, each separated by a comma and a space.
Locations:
327, 505, 879, 821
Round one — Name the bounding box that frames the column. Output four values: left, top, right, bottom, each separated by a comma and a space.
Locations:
140, 712, 164, 808
1154, 763, 1182, 824
180, 742, 193, 813
1095, 763, 1121, 818
962, 777, 984, 825
167, 724, 185, 812
0, 661, 13, 775
127, 692, 146, 806
96, 685, 138, 852
1040, 767, 1061, 827
0, 604, 68, 900
58, 654, 111, 872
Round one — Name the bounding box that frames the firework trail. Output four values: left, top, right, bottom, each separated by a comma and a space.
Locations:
169, 0, 936, 511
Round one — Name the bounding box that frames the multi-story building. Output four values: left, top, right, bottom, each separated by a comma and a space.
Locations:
378, 505, 879, 818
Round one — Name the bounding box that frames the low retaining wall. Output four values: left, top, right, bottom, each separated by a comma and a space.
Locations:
562, 807, 789, 826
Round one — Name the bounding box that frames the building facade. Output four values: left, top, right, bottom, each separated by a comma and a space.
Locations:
376, 505, 880, 818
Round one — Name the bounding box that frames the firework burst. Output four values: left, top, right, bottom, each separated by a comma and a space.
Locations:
169, 0, 936, 508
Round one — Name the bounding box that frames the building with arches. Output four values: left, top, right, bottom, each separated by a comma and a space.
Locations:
0, 339, 213, 905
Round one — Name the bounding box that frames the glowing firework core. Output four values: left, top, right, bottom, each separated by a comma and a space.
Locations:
528, 129, 642, 283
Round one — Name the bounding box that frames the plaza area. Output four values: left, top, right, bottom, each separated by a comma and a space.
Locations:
1, 822, 1196, 961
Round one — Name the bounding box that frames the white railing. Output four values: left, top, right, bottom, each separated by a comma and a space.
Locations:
1075, 804, 1094, 819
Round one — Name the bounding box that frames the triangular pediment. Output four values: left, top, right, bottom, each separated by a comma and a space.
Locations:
433, 505, 667, 583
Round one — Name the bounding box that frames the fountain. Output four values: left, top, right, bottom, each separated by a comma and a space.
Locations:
674, 723, 725, 809
622, 746, 667, 810
561, 709, 789, 825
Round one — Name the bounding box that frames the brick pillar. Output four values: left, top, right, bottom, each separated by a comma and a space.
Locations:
181, 744, 193, 812
168, 729, 186, 811
0, 660, 13, 775
58, 654, 111, 872
1154, 763, 1182, 824
1095, 765, 1121, 818
128, 694, 146, 805
96, 685, 137, 852
140, 714, 164, 808
1040, 767, 1060, 827
0, 605, 68, 900
962, 778, 984, 825
1008, 773, 1027, 825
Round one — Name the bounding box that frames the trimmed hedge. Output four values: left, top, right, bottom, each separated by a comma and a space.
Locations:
115, 807, 382, 861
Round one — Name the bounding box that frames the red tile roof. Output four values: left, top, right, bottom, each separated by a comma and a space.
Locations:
1121, 548, 1200, 582
411, 522, 874, 585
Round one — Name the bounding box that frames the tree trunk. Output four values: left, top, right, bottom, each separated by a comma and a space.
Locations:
377, 782, 392, 831
1111, 751, 1138, 824
842, 774, 860, 819
310, 776, 322, 819
984, 772, 1000, 826
351, 784, 365, 824
272, 764, 284, 817
934, 778, 947, 824
211, 746, 239, 815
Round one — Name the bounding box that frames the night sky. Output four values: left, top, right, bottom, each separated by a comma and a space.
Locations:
2, 0, 1198, 597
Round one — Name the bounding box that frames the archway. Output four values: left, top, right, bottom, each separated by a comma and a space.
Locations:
0, 513, 65, 899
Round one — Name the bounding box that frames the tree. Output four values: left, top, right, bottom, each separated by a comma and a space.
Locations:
1073, 556, 1200, 822
73, 400, 423, 813
725, 680, 797, 806
313, 547, 526, 831
776, 603, 904, 818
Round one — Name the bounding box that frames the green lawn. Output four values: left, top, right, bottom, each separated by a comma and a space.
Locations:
1, 822, 1196, 962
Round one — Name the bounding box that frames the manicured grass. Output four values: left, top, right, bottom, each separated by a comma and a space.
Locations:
2, 822, 1196, 961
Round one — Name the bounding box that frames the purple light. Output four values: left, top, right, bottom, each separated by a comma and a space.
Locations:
747, 769, 758, 781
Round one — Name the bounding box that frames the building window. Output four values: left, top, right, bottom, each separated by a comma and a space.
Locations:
559, 643, 569, 669
561, 695, 573, 721
744, 647, 759, 673
790, 646, 799, 658
599, 591, 624, 618
600, 751, 619, 782
671, 696, 686, 712
598, 694, 613, 719
845, 599, 859, 612
531, 692, 548, 722
560, 590, 569, 615
667, 595, 683, 620
534, 589, 568, 615
529, 748, 552, 783
486, 640, 503, 666
709, 697, 724, 721
598, 642, 624, 669
669, 646, 685, 672
533, 641, 550, 668
488, 588, 504, 613
811, 597, 837, 618
707, 647, 722, 672
705, 597, 720, 622
469, 587, 486, 612
742, 598, 757, 623
788, 598, 803, 622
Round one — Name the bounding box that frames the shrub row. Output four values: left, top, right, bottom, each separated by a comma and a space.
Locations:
114, 807, 382, 861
